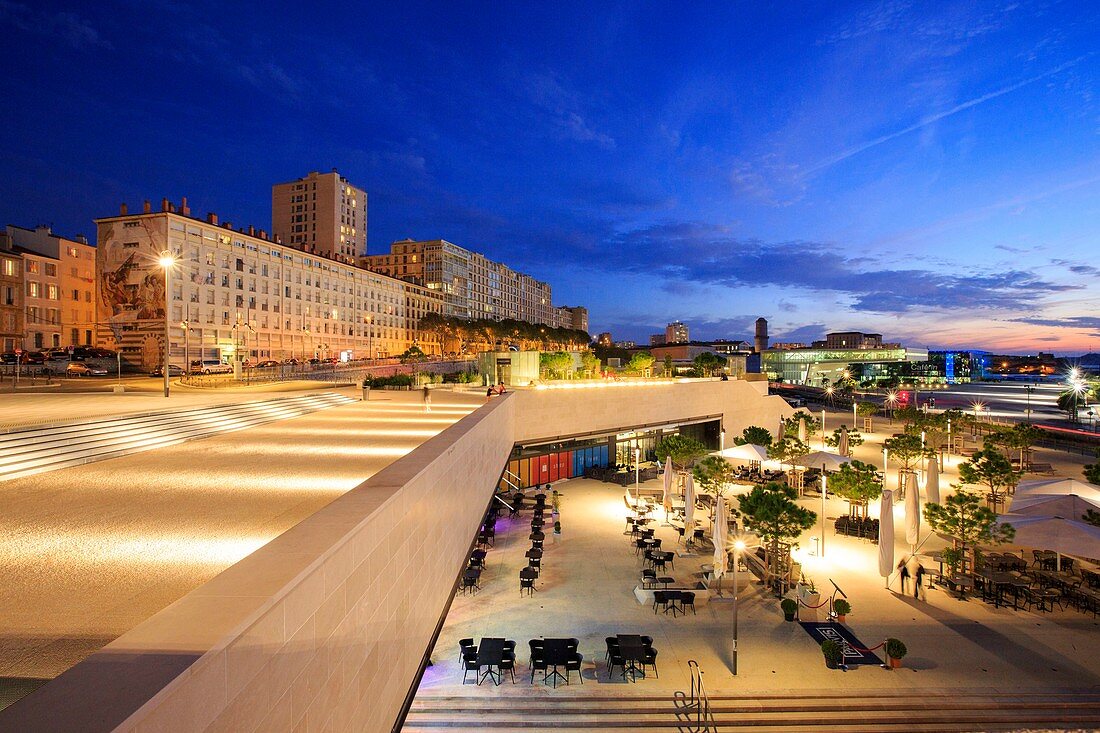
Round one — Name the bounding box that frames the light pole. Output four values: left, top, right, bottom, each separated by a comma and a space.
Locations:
732, 537, 746, 675
633, 447, 641, 506
158, 251, 175, 398
1024, 384, 1034, 423
181, 319, 191, 377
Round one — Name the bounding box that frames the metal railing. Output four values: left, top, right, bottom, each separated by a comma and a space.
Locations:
685, 660, 713, 732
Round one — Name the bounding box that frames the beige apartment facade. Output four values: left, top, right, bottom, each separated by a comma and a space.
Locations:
95, 204, 416, 368
7, 225, 96, 348
364, 239, 556, 325
271, 170, 367, 266
0, 239, 23, 353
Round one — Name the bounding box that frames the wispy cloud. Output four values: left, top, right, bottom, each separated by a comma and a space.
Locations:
0, 1, 112, 49
805, 56, 1089, 174
524, 70, 615, 149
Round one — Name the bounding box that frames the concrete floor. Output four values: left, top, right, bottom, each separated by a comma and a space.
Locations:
0, 388, 479, 688
419, 413, 1100, 700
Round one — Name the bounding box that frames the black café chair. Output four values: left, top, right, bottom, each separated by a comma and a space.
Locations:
641, 568, 657, 588
498, 650, 517, 683
530, 653, 548, 683
642, 647, 659, 678
682, 591, 697, 615
651, 554, 668, 572
653, 590, 669, 614
462, 654, 480, 684
459, 638, 475, 662
565, 652, 584, 684
604, 636, 619, 664
521, 576, 534, 596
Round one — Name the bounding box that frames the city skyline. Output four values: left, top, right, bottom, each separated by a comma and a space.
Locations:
2, 2, 1098, 353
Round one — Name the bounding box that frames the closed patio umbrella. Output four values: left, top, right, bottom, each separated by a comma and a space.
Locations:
662, 456, 673, 515
684, 474, 696, 533
798, 417, 807, 443
838, 426, 849, 457
905, 471, 920, 548
878, 490, 894, 585
925, 455, 941, 505
713, 495, 728, 585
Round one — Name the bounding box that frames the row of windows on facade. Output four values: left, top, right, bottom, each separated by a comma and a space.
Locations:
24, 282, 93, 302
165, 224, 364, 275
175, 289, 400, 326
169, 307, 400, 339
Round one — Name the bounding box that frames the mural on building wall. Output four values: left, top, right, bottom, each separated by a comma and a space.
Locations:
96, 218, 169, 366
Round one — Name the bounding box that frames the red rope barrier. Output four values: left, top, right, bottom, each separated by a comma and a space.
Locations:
845, 639, 887, 653
797, 596, 831, 609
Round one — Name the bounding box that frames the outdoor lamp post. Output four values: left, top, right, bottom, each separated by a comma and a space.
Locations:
633, 447, 640, 506
732, 537, 746, 675
720, 429, 725, 452
821, 407, 827, 448
1024, 384, 1034, 423
157, 251, 175, 398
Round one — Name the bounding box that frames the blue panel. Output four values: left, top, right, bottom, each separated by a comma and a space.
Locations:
573, 450, 583, 476
597, 445, 608, 467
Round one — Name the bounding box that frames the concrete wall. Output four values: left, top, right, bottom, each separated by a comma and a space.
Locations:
0, 380, 789, 733
0, 395, 516, 733
513, 379, 792, 445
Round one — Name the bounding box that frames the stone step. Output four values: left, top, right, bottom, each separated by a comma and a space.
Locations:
0, 393, 354, 481
404, 691, 1100, 730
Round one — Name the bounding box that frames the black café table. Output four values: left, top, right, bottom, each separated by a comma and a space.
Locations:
526, 548, 543, 560
530, 531, 545, 541
617, 634, 647, 681
476, 637, 506, 685
542, 638, 572, 687
657, 576, 675, 589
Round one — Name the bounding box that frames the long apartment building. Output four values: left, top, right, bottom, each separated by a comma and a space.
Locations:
0, 241, 22, 353
94, 200, 441, 368
363, 239, 555, 325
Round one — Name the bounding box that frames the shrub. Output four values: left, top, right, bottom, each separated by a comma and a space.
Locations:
833, 599, 851, 616
821, 640, 843, 666
885, 638, 907, 659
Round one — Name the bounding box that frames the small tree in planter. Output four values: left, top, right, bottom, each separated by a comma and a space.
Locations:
736, 426, 773, 448
780, 598, 797, 622
553, 520, 562, 536
821, 640, 844, 669
832, 598, 851, 623
958, 446, 1021, 512
857, 401, 878, 431
828, 459, 882, 518
655, 434, 708, 470
736, 483, 816, 588
885, 638, 907, 668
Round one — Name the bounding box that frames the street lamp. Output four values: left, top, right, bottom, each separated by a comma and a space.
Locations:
633, 447, 641, 506
157, 251, 175, 398
1024, 384, 1034, 424
732, 537, 746, 675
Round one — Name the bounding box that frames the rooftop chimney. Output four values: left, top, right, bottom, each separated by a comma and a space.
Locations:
143, 200, 151, 214
206, 212, 218, 225
258, 229, 267, 239
223, 222, 232, 230
161, 197, 170, 212
120, 203, 128, 215
247, 225, 255, 237
181, 197, 190, 216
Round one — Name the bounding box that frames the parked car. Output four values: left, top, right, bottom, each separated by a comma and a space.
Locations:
45, 349, 71, 361
191, 359, 233, 374
282, 357, 301, 365
254, 360, 280, 368
0, 352, 17, 364
22, 351, 46, 364
66, 362, 108, 377
150, 364, 185, 377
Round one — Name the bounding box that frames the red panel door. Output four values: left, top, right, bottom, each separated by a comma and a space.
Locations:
559, 451, 572, 479
548, 454, 560, 482
536, 455, 549, 484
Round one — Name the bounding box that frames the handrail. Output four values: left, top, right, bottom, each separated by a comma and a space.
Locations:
686, 659, 713, 732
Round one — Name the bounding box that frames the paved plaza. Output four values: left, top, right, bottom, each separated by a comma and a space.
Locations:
0, 388, 479, 697
418, 411, 1100, 704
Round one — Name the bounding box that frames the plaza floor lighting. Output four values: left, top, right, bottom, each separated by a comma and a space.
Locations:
157, 251, 175, 398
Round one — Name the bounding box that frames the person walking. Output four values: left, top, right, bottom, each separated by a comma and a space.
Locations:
897, 556, 911, 594
913, 562, 926, 600
422, 383, 432, 412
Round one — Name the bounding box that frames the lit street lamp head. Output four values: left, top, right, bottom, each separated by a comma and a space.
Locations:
158, 252, 175, 269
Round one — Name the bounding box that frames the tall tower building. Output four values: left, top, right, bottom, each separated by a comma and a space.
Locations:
754, 317, 769, 353
272, 170, 367, 266
665, 321, 689, 344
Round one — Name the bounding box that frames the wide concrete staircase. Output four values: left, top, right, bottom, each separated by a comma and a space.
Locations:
403, 688, 1100, 731
0, 392, 356, 481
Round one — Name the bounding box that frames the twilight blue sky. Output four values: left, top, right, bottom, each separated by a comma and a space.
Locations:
1, 1, 1098, 353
